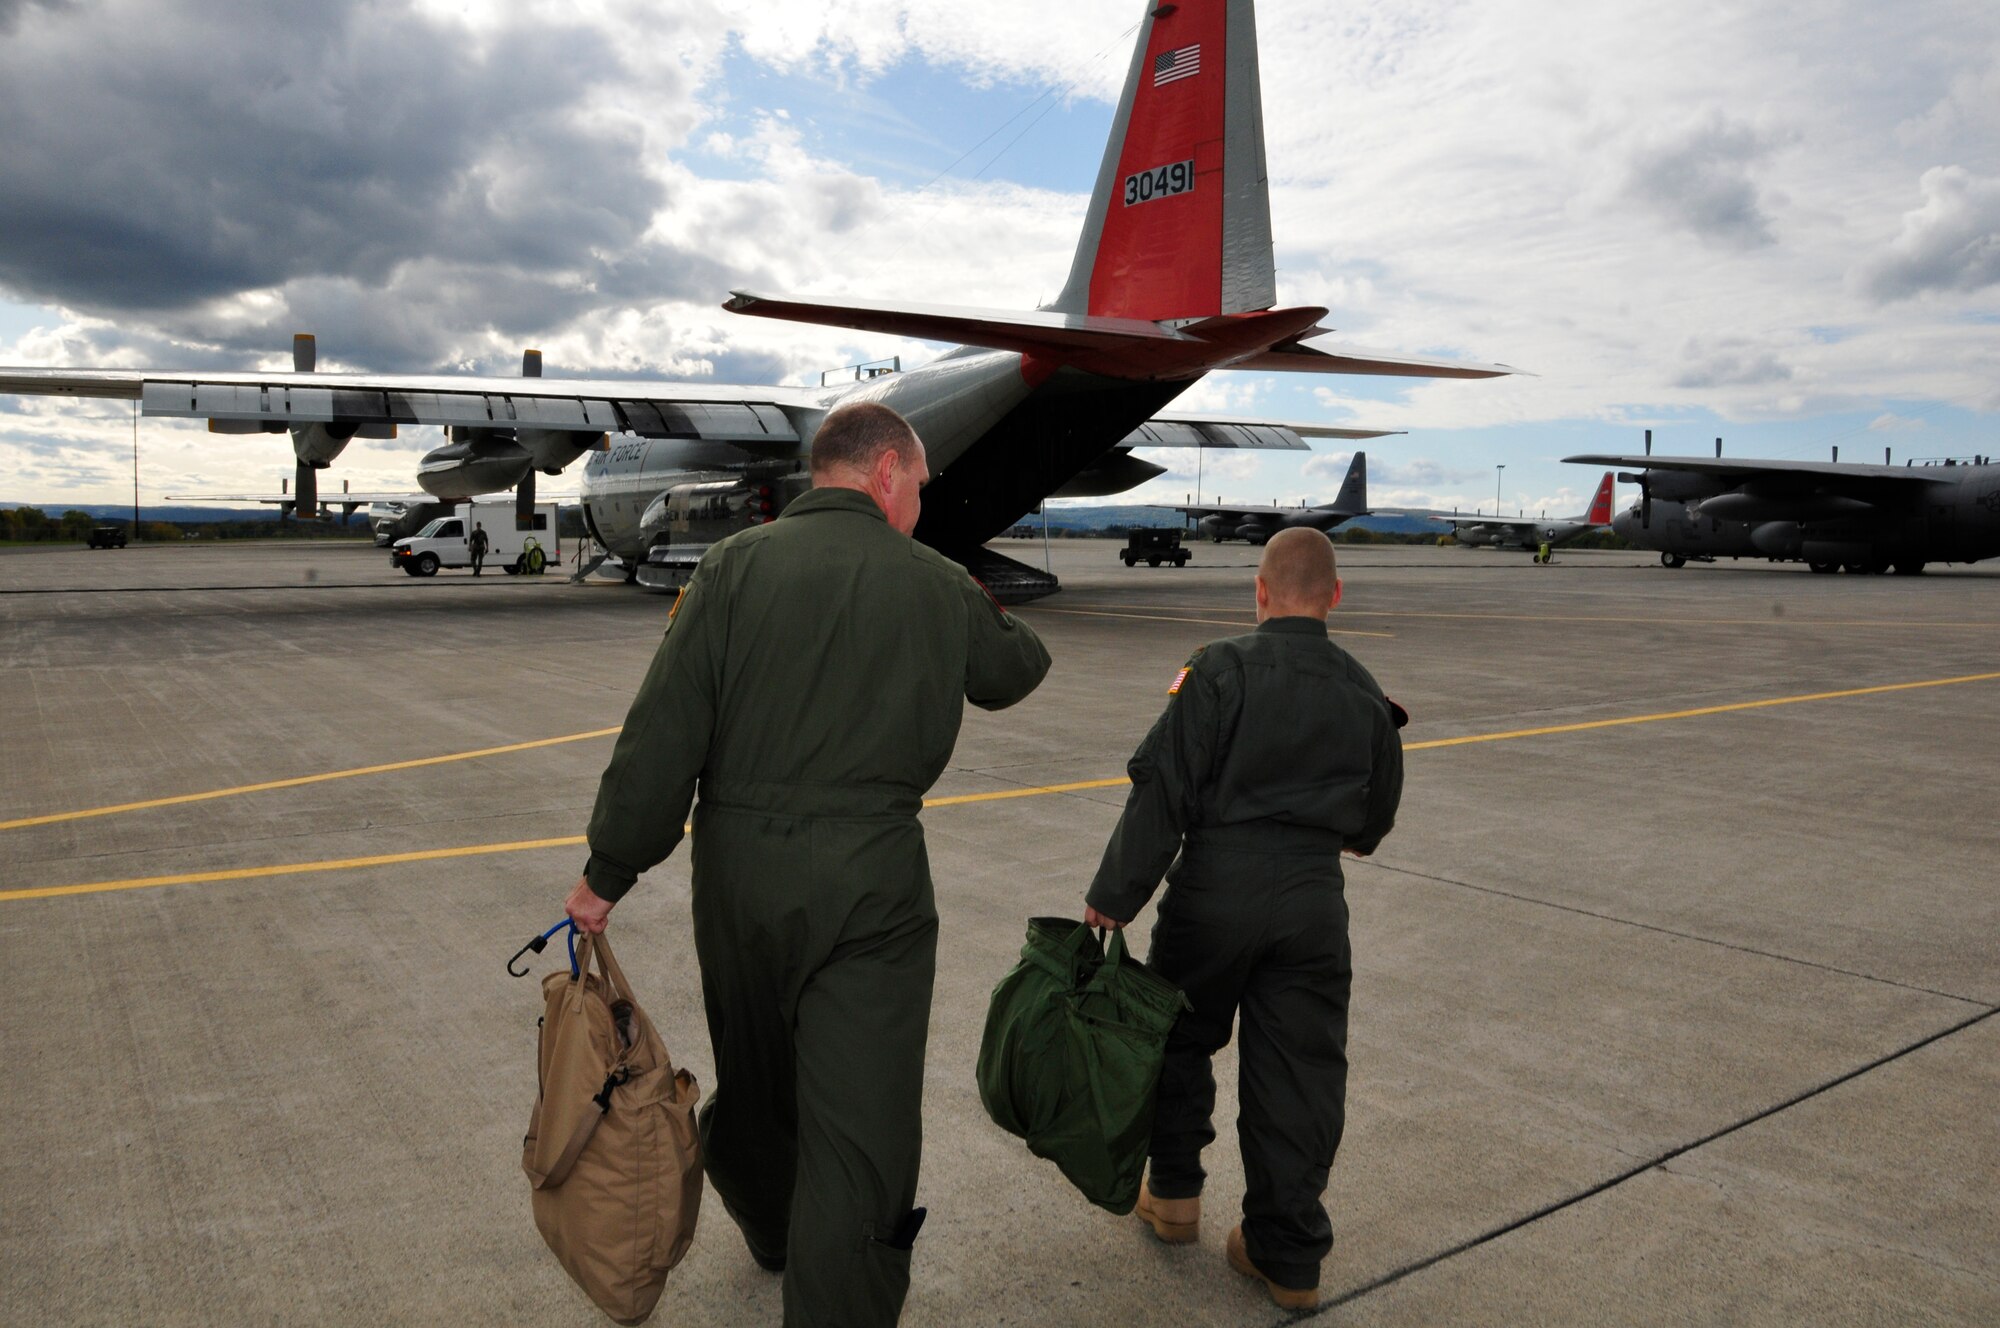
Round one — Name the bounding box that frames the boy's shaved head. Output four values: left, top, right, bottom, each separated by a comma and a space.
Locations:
1257, 528, 1340, 614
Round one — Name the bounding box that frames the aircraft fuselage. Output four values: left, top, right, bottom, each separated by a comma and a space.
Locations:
578, 349, 1188, 564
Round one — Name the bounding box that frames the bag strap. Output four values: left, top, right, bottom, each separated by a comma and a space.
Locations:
591, 930, 638, 1004
532, 932, 635, 1190
531, 1060, 632, 1189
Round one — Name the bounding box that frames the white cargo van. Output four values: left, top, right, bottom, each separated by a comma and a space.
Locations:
390, 501, 561, 577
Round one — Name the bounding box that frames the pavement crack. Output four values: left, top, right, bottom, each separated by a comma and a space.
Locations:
1362, 859, 1989, 1007
1308, 1003, 2000, 1317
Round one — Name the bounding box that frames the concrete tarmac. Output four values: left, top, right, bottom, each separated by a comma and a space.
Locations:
2, 536, 1995, 1326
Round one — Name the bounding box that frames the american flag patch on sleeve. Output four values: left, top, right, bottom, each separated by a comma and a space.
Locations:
1168, 666, 1192, 696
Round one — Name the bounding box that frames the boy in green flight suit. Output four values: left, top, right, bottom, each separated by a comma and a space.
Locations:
1084, 528, 1405, 1310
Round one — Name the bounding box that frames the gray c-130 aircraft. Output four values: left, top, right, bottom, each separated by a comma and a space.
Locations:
1567, 433, 2000, 574
0, 0, 1513, 601
1174, 450, 1375, 544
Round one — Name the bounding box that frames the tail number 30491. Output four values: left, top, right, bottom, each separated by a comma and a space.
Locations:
1124, 159, 1196, 206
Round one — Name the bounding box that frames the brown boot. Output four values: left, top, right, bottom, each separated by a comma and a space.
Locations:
1226, 1226, 1318, 1311
1134, 1179, 1200, 1244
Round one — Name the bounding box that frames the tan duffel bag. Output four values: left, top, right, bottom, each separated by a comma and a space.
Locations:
523, 929, 702, 1325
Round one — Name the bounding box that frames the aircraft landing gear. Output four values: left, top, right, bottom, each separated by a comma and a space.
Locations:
1808, 560, 1838, 574
1892, 560, 1927, 575
1660, 552, 1686, 569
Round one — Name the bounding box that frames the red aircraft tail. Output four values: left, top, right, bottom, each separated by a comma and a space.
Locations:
1048, 0, 1274, 321
1586, 471, 1615, 525
723, 1, 1514, 384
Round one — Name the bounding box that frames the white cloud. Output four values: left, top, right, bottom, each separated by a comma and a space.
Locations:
1852, 165, 2000, 302
1867, 412, 1928, 432
3, 0, 1998, 507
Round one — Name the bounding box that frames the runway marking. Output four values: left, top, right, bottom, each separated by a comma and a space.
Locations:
1025, 605, 1393, 638
923, 777, 1130, 807
0, 837, 590, 902
1054, 603, 2000, 630
0, 727, 623, 832
1403, 670, 2000, 751
9, 669, 1996, 904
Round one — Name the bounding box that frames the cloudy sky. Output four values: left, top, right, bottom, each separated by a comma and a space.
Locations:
2, 0, 1996, 518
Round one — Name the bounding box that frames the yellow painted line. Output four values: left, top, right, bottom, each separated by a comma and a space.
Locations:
10, 669, 1997, 904
1054, 603, 2000, 630
1028, 605, 1393, 639
1402, 670, 2000, 751
0, 727, 623, 832
0, 836, 588, 902
924, 777, 1131, 807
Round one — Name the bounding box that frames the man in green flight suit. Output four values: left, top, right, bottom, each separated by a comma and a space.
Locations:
563, 401, 1050, 1326
1082, 528, 1404, 1311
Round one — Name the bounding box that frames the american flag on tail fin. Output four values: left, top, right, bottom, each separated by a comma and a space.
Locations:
1153, 44, 1200, 86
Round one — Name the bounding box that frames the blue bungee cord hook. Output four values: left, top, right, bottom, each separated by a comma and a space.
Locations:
507, 918, 580, 978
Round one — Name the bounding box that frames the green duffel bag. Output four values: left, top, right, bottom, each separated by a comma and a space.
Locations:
976, 917, 1190, 1215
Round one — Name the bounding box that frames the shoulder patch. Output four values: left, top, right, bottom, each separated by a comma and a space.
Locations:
1167, 645, 1207, 695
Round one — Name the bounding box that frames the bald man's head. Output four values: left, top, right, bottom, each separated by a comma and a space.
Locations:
1256, 528, 1341, 618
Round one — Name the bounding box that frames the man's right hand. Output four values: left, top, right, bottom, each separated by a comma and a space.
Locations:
565, 874, 615, 933
1083, 903, 1126, 931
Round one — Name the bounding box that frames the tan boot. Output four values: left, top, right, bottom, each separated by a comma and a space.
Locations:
1226, 1226, 1318, 1311
1134, 1179, 1200, 1244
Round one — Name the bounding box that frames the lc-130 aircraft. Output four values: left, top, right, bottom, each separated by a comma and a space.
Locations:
0, 0, 1513, 601
1568, 432, 2000, 574
1395, 472, 1616, 560
1175, 451, 1374, 543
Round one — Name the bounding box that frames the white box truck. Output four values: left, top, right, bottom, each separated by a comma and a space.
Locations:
390, 500, 561, 577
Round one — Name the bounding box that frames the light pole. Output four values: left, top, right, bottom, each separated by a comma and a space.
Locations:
1495, 464, 1504, 516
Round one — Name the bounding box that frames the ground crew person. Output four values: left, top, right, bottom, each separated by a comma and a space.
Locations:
1081, 528, 1404, 1311
562, 401, 1050, 1326
469, 521, 489, 575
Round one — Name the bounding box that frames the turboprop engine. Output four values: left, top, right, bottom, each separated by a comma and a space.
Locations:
204, 334, 397, 516
417, 432, 534, 499
415, 349, 606, 516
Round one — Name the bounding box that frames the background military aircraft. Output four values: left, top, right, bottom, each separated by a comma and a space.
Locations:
1568, 433, 2000, 573
1394, 472, 1616, 559
1176, 451, 1375, 544
0, 0, 1513, 601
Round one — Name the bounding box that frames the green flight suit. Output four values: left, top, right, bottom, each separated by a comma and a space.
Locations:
1086, 617, 1403, 1292
582, 486, 1050, 1326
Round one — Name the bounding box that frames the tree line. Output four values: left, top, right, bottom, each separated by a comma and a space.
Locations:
1, 506, 373, 543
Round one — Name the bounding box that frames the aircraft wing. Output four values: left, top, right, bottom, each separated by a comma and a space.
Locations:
1429, 512, 1537, 533
1175, 502, 1302, 519
165, 491, 435, 505
1563, 453, 1937, 484
1120, 415, 1399, 450
0, 365, 816, 449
